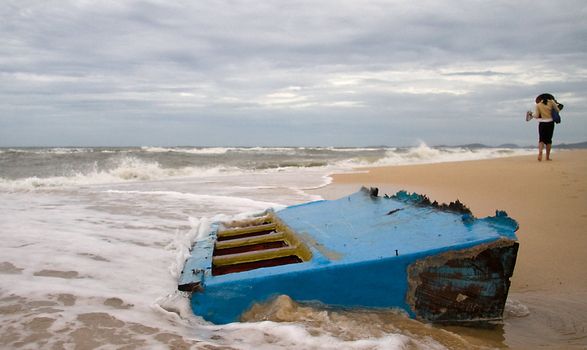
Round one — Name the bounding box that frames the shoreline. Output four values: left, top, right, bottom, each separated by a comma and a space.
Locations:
309, 149, 587, 347
309, 149, 587, 294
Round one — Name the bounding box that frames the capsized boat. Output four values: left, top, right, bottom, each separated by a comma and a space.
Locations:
178, 187, 519, 325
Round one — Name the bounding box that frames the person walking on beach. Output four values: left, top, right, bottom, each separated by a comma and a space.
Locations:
526, 93, 563, 161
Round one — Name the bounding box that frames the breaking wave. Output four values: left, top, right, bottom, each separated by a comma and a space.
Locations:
0, 157, 235, 191
140, 146, 303, 155
141, 146, 234, 155
335, 143, 534, 168
0, 144, 535, 192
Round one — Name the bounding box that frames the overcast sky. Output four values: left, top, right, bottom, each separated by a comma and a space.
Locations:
1, 1, 586, 147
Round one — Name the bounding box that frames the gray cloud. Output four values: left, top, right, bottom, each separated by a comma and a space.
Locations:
1, 0, 586, 147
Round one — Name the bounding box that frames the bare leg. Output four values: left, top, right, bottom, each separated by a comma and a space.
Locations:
546, 144, 552, 160
538, 142, 544, 161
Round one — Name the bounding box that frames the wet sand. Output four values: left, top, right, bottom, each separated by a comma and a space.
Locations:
310, 149, 587, 349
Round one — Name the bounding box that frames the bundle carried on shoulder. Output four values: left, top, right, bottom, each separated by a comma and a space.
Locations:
552, 106, 561, 124
534, 93, 564, 124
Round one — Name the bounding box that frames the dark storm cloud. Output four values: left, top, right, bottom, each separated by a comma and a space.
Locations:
0, 0, 586, 146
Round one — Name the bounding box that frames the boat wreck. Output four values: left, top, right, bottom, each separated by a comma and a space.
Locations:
178, 187, 519, 325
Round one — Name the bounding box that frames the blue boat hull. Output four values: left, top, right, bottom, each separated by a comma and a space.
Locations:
179, 188, 519, 325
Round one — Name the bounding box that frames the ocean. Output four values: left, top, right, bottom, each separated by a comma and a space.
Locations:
1, 144, 541, 349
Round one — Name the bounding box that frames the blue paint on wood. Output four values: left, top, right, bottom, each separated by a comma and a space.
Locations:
179, 188, 519, 324
178, 223, 218, 291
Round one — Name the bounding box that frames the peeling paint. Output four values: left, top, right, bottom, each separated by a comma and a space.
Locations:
407, 238, 518, 324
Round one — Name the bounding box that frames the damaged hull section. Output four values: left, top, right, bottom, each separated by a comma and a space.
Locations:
179, 188, 520, 325
408, 239, 518, 324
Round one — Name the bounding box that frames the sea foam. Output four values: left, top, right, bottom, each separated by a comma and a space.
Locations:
0, 157, 235, 191
1, 145, 536, 348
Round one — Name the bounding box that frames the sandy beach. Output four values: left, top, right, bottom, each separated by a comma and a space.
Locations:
311, 149, 587, 348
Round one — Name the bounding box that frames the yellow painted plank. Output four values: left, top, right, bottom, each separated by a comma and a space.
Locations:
217, 223, 276, 238
215, 231, 286, 250
213, 246, 303, 266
